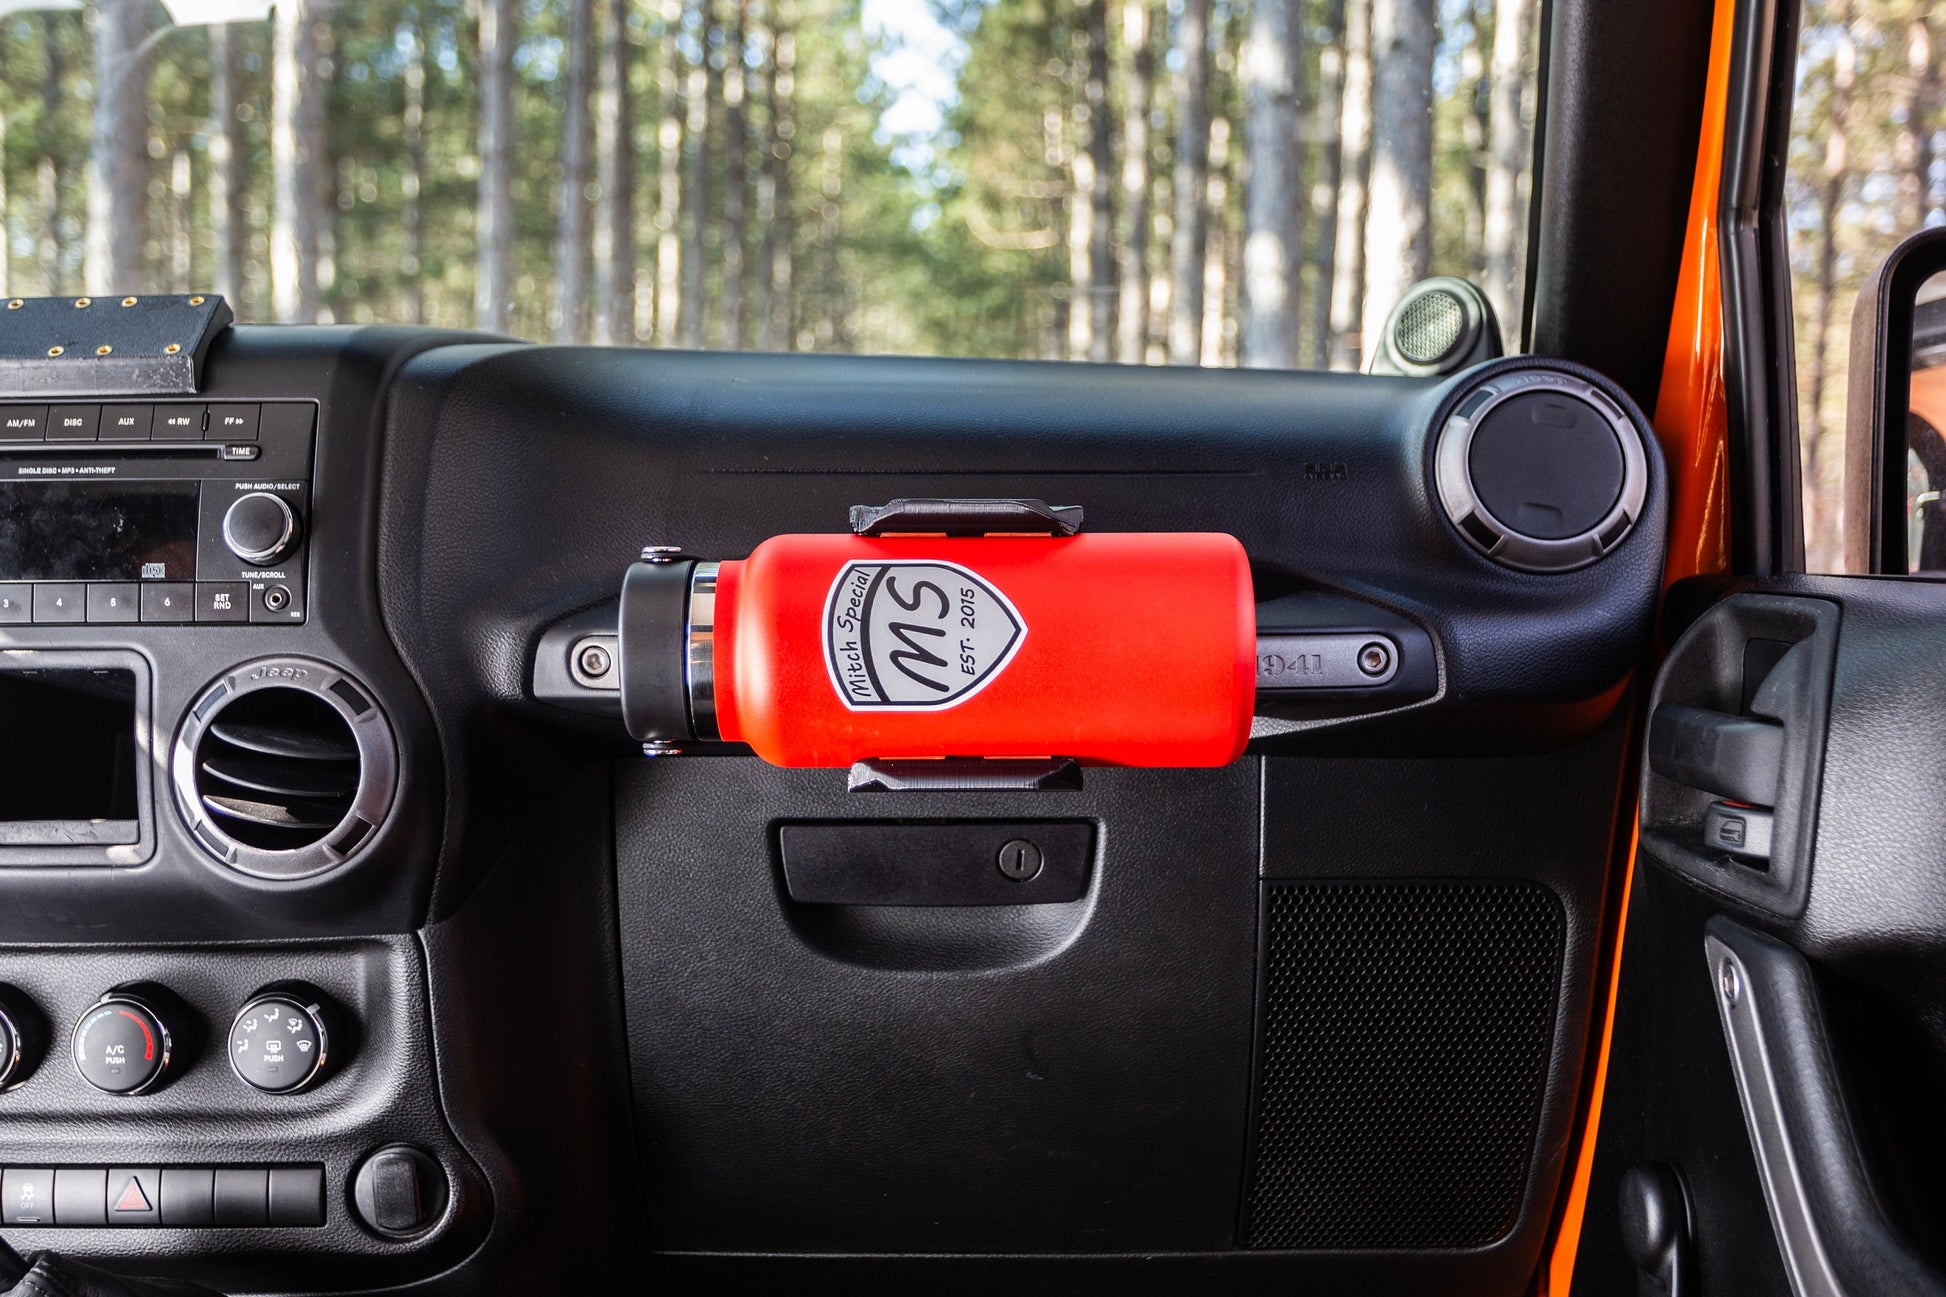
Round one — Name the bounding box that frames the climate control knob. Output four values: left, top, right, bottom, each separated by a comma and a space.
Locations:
222, 491, 298, 566
72, 989, 174, 1095
228, 984, 337, 1094
0, 984, 44, 1091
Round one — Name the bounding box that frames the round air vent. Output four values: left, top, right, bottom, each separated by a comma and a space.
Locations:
1433, 367, 1650, 573
173, 658, 397, 880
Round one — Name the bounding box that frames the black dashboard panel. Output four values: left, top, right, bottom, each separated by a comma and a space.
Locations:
0, 326, 1666, 1295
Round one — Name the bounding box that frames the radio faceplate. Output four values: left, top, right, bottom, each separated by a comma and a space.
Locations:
0, 401, 314, 626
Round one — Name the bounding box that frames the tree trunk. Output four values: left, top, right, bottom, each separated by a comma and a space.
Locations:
557, 0, 596, 342
1202, 113, 1231, 365
86, 0, 152, 296
1462, 3, 1487, 274
1901, 10, 1937, 231
209, 23, 245, 313
476, 0, 518, 332
722, 0, 749, 348
1241, 0, 1301, 368
678, 0, 712, 347
817, 123, 842, 347
655, 0, 683, 343
759, 0, 795, 350
1482, 0, 1529, 340
1116, 0, 1155, 364
403, 9, 427, 325
593, 0, 637, 344
170, 146, 192, 291
1806, 4, 1854, 569
39, 17, 64, 296
1066, 10, 1094, 358
1077, 0, 1114, 360
272, 0, 328, 321
1360, 0, 1433, 352
0, 40, 9, 299
1328, 0, 1371, 368
310, 10, 336, 320
1307, 0, 1347, 368
1167, 0, 1211, 363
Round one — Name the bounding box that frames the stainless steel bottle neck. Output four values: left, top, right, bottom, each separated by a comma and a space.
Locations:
686, 562, 720, 742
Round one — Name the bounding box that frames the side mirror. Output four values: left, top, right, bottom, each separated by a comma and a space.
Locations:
1846, 227, 1946, 574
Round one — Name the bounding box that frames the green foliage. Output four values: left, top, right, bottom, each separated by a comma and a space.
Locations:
0, 0, 1540, 366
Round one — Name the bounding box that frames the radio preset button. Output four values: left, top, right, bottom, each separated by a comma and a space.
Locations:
207, 404, 260, 441
31, 583, 84, 624
0, 585, 27, 623
102, 405, 154, 440
222, 492, 298, 565
47, 404, 100, 441
152, 403, 206, 439
0, 405, 47, 440
86, 583, 140, 623
196, 582, 250, 623
140, 583, 195, 623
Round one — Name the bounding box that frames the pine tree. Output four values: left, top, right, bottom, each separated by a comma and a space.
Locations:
1482, 0, 1530, 339
1329, 0, 1371, 368
1168, 0, 1212, 362
1361, 0, 1433, 349
85, 0, 151, 296
557, 0, 597, 342
1116, 0, 1156, 364
209, 22, 246, 313
476, 0, 518, 332
593, 0, 638, 344
1308, 0, 1347, 368
1241, 0, 1301, 367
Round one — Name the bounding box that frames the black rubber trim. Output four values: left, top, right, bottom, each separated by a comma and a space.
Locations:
1705, 917, 1946, 1297
617, 558, 697, 743
1718, 0, 1805, 575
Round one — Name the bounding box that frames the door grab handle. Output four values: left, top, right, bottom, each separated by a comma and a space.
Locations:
1705, 918, 1946, 1297
1649, 704, 1783, 805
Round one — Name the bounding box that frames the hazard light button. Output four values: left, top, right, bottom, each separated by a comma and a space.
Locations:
105, 1168, 160, 1225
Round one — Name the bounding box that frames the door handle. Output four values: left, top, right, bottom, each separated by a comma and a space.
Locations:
1705, 919, 1946, 1297
1648, 704, 1784, 806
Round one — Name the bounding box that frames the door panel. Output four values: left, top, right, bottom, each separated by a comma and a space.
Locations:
1575, 576, 1946, 1296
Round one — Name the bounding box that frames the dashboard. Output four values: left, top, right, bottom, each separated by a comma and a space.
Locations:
0, 322, 1667, 1295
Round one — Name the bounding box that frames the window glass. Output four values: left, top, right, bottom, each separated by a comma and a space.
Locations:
2, 0, 1540, 368
1788, 0, 1942, 569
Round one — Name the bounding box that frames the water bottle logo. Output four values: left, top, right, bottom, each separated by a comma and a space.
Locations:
823, 560, 1027, 710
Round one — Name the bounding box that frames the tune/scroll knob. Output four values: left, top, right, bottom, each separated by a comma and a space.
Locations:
222, 491, 298, 565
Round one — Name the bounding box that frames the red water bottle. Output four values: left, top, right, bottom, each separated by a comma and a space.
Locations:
618, 501, 1255, 769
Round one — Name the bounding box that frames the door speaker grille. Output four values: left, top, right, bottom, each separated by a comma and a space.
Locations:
1241, 881, 1563, 1250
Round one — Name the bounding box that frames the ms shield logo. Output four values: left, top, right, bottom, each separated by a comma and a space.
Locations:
824, 560, 1027, 710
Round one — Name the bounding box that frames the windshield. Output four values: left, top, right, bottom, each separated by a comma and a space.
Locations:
4, 0, 1539, 369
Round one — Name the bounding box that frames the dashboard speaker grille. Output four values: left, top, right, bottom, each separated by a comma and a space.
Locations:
1394, 289, 1466, 365
1241, 880, 1562, 1250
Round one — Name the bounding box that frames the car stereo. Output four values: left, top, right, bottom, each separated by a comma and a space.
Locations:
0, 400, 313, 626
